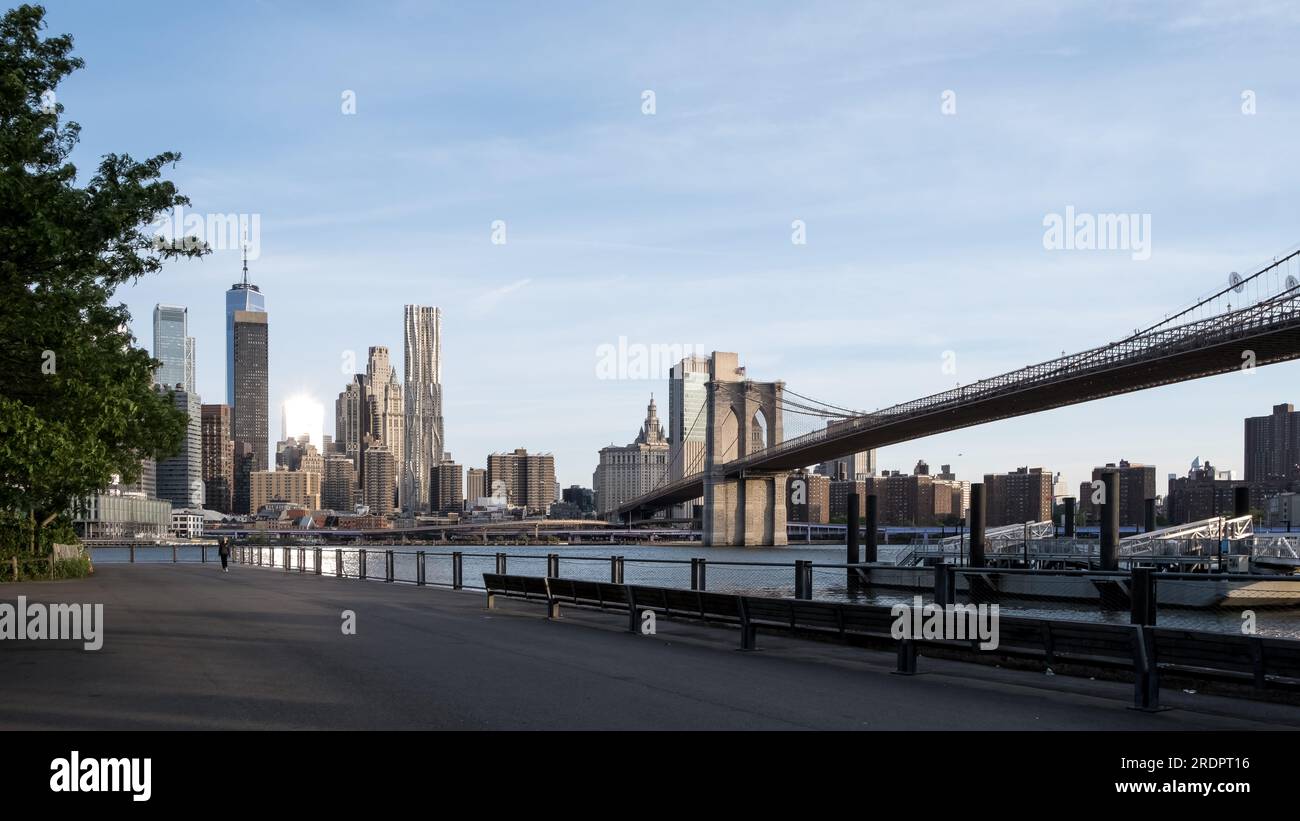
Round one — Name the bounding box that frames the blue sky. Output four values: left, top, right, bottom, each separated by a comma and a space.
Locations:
39, 0, 1300, 491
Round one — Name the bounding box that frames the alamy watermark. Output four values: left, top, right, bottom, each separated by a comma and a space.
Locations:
891, 596, 1000, 650
149, 206, 261, 260
1042, 206, 1151, 261
595, 337, 707, 380
50, 752, 150, 802
0, 596, 103, 650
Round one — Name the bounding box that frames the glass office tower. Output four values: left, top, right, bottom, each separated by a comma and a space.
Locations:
153, 304, 188, 388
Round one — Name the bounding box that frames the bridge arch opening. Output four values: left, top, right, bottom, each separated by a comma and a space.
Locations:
719, 406, 740, 463
750, 407, 769, 455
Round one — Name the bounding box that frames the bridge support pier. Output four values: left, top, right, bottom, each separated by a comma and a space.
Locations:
1100, 470, 1120, 571
704, 471, 788, 546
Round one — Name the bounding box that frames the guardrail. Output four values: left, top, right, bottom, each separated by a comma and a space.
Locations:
215, 545, 1300, 639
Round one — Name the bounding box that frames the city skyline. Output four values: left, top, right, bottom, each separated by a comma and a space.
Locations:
54, 0, 1300, 492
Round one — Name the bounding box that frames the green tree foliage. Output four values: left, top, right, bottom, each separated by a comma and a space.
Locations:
0, 5, 207, 551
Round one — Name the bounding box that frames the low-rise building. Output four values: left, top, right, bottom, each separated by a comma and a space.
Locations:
71, 492, 173, 541
169, 508, 205, 539
250, 467, 322, 515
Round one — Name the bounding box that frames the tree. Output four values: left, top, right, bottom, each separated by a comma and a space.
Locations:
0, 4, 207, 552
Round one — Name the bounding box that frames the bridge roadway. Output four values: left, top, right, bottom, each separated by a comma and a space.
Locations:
1, 565, 1297, 730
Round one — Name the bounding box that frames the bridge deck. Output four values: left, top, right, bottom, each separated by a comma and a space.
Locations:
1, 565, 1295, 730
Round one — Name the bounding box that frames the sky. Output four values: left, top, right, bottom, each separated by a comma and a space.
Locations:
37, 0, 1300, 492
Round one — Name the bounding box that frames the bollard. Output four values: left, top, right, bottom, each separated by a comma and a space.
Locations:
451, 552, 463, 589
969, 483, 987, 568
417, 551, 426, 585
864, 494, 879, 564
846, 493, 861, 566
360, 549, 367, 580
1100, 470, 1120, 571
201, 545, 206, 564
385, 550, 394, 582
1130, 567, 1157, 626
794, 560, 813, 600
547, 553, 559, 578
933, 563, 956, 607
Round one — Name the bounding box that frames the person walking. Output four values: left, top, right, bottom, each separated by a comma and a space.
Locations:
218, 537, 231, 572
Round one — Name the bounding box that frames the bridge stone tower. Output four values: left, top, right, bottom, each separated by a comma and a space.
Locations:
702, 352, 787, 546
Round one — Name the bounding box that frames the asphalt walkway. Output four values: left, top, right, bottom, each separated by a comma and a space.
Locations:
2, 564, 1297, 730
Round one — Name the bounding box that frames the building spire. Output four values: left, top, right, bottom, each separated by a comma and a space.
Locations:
637, 394, 665, 444
241, 242, 249, 286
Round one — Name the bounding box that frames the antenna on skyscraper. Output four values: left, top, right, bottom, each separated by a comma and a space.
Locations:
241, 240, 249, 286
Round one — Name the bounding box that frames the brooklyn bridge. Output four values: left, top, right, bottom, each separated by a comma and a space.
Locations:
616, 249, 1300, 545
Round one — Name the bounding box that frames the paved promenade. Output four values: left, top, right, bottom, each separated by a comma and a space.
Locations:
1, 564, 1298, 730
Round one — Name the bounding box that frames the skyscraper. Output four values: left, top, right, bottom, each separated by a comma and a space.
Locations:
335, 378, 365, 472
1244, 403, 1300, 484
184, 336, 196, 394
430, 455, 464, 515
233, 441, 255, 515
155, 385, 203, 509
465, 468, 487, 507
201, 404, 234, 513
232, 309, 269, 473
403, 305, 444, 513
983, 466, 1054, 527
668, 355, 710, 481
486, 448, 556, 514
364, 445, 397, 516
1078, 460, 1157, 527
668, 354, 711, 517
367, 346, 404, 501
322, 452, 357, 512
225, 250, 265, 405
152, 304, 188, 388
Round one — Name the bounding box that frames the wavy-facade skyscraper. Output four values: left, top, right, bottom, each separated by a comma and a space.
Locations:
402, 305, 443, 513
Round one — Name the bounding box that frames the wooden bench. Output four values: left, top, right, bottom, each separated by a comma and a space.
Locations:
926, 616, 1154, 707
1151, 628, 1300, 693
740, 596, 904, 661
482, 573, 558, 618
